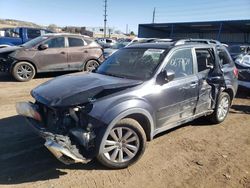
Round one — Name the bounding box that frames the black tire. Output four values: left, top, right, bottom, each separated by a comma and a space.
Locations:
12, 61, 36, 82
208, 92, 231, 124
97, 118, 147, 169
84, 60, 99, 72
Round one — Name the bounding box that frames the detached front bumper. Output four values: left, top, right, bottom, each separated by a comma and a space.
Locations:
16, 102, 92, 165
0, 57, 15, 72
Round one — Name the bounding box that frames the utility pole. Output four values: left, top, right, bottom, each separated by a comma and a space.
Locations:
126, 24, 128, 35
104, 0, 107, 38
152, 7, 155, 23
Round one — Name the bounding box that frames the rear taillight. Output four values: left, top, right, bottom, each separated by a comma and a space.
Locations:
233, 67, 238, 78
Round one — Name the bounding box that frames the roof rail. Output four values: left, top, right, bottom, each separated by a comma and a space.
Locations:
174, 38, 221, 46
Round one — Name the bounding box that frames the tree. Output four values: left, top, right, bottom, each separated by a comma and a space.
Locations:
48, 24, 58, 32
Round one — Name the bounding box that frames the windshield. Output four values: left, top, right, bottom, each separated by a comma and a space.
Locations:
22, 36, 49, 48
96, 48, 166, 80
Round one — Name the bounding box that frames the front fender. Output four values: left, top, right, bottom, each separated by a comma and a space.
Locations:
93, 99, 156, 156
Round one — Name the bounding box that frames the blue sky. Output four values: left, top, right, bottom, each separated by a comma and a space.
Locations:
0, 0, 250, 33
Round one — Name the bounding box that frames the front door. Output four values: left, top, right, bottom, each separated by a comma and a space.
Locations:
148, 48, 199, 129
35, 37, 68, 71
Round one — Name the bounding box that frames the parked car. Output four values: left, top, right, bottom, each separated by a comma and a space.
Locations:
235, 54, 250, 88
0, 33, 104, 81
16, 41, 238, 169
103, 42, 129, 58
228, 44, 250, 60
0, 27, 53, 48
95, 38, 116, 48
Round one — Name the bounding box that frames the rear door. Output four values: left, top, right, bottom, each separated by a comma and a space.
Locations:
66, 36, 87, 70
34, 36, 68, 71
194, 48, 215, 113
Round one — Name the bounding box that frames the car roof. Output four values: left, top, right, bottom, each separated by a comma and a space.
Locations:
125, 42, 216, 50
43, 33, 90, 38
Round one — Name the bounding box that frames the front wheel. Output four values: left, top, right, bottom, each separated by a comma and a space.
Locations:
85, 60, 99, 72
209, 92, 231, 124
12, 61, 36, 82
97, 118, 146, 169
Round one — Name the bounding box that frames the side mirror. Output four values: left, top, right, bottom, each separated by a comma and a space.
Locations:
156, 69, 175, 85
38, 44, 48, 50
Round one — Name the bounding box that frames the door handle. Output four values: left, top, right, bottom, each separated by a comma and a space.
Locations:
60, 51, 66, 54
190, 82, 198, 88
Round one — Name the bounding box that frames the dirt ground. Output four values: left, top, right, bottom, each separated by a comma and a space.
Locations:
0, 72, 250, 188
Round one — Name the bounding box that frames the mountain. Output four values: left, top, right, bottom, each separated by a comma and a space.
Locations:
0, 19, 42, 28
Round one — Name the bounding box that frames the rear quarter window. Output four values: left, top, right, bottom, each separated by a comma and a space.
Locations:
218, 48, 232, 66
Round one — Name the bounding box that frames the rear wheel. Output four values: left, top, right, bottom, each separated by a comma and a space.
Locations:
209, 92, 231, 123
97, 118, 146, 169
85, 60, 99, 72
12, 61, 36, 82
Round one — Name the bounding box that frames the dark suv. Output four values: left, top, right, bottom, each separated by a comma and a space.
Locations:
17, 41, 238, 169
0, 33, 104, 81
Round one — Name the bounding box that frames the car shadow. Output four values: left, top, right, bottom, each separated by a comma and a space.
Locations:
0, 71, 80, 82
230, 104, 250, 114
0, 115, 107, 185
236, 87, 250, 99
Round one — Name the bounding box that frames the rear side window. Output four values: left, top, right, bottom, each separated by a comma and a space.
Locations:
27, 29, 41, 39
44, 37, 65, 48
195, 48, 215, 72
68, 37, 84, 47
218, 49, 231, 65
164, 48, 193, 78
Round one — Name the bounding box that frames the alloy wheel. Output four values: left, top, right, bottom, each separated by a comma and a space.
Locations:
217, 96, 229, 120
16, 64, 34, 80
103, 127, 140, 163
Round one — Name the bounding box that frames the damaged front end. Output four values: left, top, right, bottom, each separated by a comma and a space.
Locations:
16, 101, 100, 165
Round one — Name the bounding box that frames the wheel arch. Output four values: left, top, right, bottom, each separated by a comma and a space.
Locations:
222, 87, 234, 105
97, 108, 155, 155
11, 59, 37, 73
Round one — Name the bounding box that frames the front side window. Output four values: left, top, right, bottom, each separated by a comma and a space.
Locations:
164, 48, 193, 78
44, 37, 65, 48
96, 48, 166, 80
196, 48, 215, 72
27, 29, 41, 39
68, 37, 84, 47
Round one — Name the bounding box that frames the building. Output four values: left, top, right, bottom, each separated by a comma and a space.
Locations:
138, 20, 250, 44
86, 27, 127, 38
62, 27, 93, 37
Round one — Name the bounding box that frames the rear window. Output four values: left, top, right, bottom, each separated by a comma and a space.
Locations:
195, 48, 215, 72
218, 49, 231, 65
68, 37, 84, 47
27, 29, 41, 39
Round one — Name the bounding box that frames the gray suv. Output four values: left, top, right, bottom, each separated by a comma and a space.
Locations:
17, 41, 238, 169
0, 33, 104, 81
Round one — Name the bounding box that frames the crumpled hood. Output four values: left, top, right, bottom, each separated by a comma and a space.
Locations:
31, 72, 142, 107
